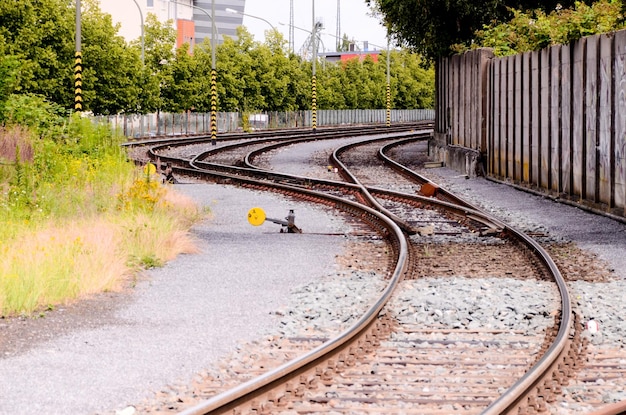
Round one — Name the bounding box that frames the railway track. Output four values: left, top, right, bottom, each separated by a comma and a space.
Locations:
126, 124, 594, 414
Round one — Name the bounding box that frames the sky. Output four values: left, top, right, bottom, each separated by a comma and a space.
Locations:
242, 0, 389, 52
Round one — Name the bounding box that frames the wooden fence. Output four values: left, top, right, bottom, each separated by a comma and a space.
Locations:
435, 29, 626, 219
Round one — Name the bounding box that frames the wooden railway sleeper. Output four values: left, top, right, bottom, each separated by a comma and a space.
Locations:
526, 387, 548, 413
365, 333, 379, 348
345, 353, 357, 367
544, 379, 558, 403
268, 391, 288, 408
349, 345, 363, 359
300, 374, 317, 390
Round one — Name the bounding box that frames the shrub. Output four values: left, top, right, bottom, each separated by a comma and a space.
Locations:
469, 0, 626, 56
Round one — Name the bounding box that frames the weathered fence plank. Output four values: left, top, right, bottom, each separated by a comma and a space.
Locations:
530, 50, 540, 185
572, 38, 586, 198
561, 44, 573, 195
598, 34, 614, 207
540, 47, 551, 190
521, 52, 531, 183
615, 30, 626, 215
434, 28, 626, 219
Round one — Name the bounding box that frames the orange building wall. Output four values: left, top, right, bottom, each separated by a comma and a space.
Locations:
340, 53, 379, 63
177, 19, 195, 50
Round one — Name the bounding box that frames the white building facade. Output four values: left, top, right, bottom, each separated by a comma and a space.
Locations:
99, 0, 245, 49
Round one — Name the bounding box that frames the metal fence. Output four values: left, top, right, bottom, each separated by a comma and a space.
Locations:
94, 109, 435, 139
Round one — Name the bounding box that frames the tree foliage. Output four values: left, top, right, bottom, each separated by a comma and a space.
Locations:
473, 0, 626, 56
0, 1, 434, 116
366, 0, 592, 62
80, 0, 143, 114
0, 0, 75, 105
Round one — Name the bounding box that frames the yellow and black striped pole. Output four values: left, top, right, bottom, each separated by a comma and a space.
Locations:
74, 51, 83, 112
311, 0, 317, 131
385, 40, 391, 127
75, 0, 82, 112
210, 68, 217, 145
386, 82, 391, 127
311, 74, 317, 131
210, 0, 217, 145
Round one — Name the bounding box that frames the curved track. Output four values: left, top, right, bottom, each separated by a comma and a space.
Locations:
126, 124, 581, 415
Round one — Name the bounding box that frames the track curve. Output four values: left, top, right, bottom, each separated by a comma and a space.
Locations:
126, 124, 578, 415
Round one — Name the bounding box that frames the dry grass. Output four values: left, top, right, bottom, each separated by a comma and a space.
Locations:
0, 183, 205, 317
0, 126, 34, 163
0, 219, 129, 314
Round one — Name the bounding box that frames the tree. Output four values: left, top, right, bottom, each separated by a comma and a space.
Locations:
0, 0, 145, 113
210, 29, 252, 112
390, 50, 434, 108
366, 0, 588, 62
161, 43, 200, 112
317, 62, 344, 109
135, 14, 177, 113
337, 34, 352, 52
80, 0, 143, 114
0, 0, 75, 106
0, 42, 21, 118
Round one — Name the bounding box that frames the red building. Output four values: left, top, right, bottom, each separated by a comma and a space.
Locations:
320, 50, 382, 63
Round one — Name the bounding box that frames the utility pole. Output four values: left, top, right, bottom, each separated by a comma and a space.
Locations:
289, 0, 295, 54
311, 0, 317, 131
210, 0, 217, 145
336, 0, 341, 51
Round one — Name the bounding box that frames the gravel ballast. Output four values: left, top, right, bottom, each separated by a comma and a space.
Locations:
0, 184, 347, 415
1, 158, 625, 414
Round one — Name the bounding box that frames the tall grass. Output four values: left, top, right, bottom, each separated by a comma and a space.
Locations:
0, 115, 204, 317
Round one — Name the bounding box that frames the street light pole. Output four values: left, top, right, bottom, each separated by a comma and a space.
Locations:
225, 8, 276, 32
168, 0, 218, 144
131, 0, 145, 65
311, 0, 317, 131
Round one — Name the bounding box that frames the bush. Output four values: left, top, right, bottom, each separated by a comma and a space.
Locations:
1, 93, 67, 138
0, 115, 202, 316
469, 0, 626, 56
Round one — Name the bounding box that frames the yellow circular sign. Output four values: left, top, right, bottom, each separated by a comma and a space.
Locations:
143, 162, 157, 175
247, 207, 266, 226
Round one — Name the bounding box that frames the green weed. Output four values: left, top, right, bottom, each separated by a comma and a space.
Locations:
0, 114, 203, 317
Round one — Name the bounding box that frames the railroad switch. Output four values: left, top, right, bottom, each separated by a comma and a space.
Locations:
266, 209, 302, 233
247, 207, 302, 233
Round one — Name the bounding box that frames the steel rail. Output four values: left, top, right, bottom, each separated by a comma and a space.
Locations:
246, 132, 575, 413
328, 130, 434, 235
168, 161, 571, 415
143, 123, 429, 172
137, 127, 573, 414
377, 137, 575, 414
175, 167, 409, 415
125, 121, 426, 148
379, 136, 480, 209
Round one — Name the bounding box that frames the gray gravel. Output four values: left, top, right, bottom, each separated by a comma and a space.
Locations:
0, 184, 348, 415
391, 277, 560, 334
2, 150, 626, 415
428, 169, 626, 412
432, 171, 626, 338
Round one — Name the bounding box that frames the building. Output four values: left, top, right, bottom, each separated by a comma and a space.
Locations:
99, 0, 245, 50
320, 47, 382, 64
